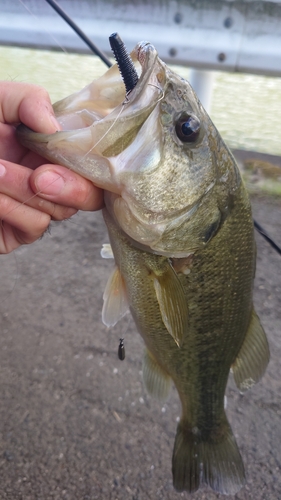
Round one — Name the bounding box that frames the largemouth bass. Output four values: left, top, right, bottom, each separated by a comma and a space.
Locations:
17, 39, 270, 495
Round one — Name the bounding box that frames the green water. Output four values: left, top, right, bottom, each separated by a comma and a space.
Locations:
1, 45, 281, 156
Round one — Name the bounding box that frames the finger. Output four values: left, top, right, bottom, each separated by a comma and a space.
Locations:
30, 164, 104, 212
0, 122, 23, 162
0, 123, 46, 167
0, 81, 60, 133
0, 160, 77, 220
0, 193, 51, 254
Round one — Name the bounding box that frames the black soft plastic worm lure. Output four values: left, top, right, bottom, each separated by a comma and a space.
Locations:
109, 32, 139, 93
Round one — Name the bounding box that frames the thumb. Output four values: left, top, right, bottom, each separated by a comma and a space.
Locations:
0, 81, 60, 134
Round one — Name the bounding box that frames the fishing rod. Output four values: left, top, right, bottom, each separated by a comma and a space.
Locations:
45, 0, 281, 257
45, 0, 112, 67
254, 220, 281, 255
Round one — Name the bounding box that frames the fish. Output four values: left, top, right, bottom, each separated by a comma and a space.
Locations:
17, 38, 270, 495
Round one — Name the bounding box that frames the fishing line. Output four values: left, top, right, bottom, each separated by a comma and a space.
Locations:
81, 84, 164, 162
148, 83, 165, 101
81, 101, 127, 160
18, 0, 68, 54
0, 174, 68, 224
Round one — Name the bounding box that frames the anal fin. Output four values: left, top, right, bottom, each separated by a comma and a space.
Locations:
102, 265, 129, 327
142, 348, 171, 401
232, 309, 270, 392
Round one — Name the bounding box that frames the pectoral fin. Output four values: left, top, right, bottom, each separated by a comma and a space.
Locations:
232, 309, 270, 392
102, 265, 129, 327
142, 348, 172, 401
100, 243, 114, 259
153, 262, 188, 347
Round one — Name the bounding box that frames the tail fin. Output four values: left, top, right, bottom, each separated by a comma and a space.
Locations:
172, 418, 245, 495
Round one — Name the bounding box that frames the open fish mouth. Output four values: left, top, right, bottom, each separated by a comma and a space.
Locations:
53, 38, 162, 134
16, 36, 166, 193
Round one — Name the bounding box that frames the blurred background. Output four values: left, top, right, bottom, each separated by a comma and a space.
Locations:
1, 0, 281, 156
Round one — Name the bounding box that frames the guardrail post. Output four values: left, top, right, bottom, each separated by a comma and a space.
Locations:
188, 69, 215, 113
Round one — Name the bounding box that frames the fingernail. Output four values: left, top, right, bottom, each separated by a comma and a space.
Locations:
35, 171, 65, 195
0, 163, 6, 177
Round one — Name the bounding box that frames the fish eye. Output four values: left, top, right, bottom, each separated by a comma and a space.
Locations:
175, 114, 200, 143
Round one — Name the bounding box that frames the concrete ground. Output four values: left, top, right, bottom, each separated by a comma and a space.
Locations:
0, 157, 280, 499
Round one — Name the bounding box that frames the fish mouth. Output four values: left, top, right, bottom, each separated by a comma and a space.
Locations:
53, 39, 162, 134
17, 39, 165, 165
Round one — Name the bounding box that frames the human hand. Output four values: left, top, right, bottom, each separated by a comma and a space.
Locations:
0, 81, 103, 254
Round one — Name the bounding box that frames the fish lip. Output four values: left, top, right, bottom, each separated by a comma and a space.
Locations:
113, 41, 162, 107
134, 42, 160, 86
135, 41, 158, 68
